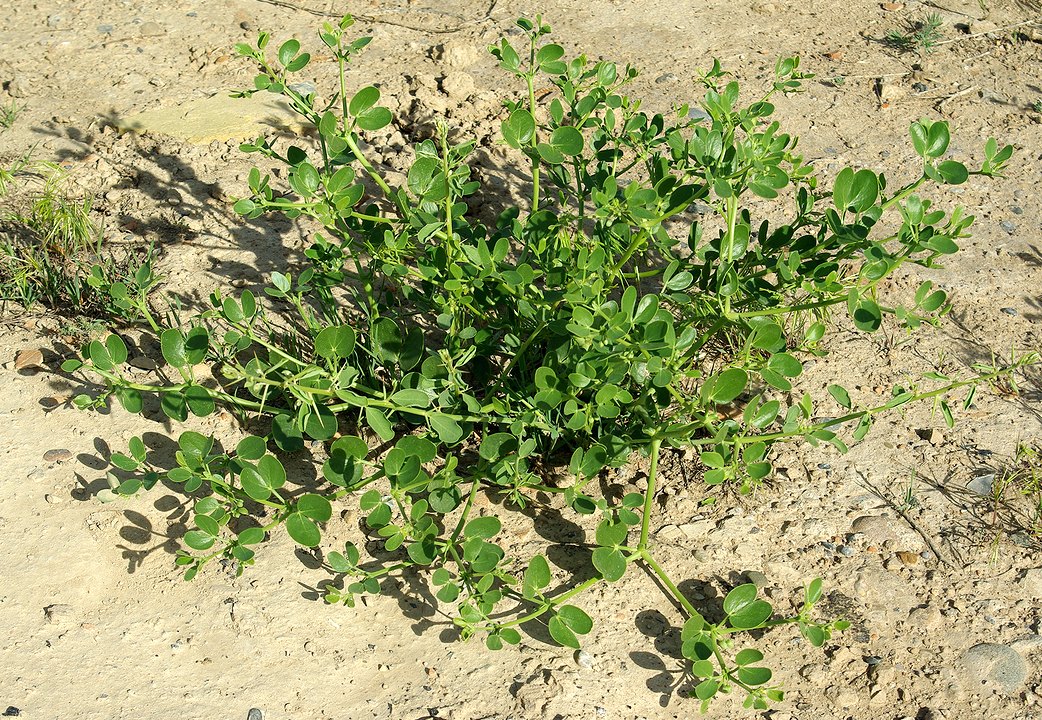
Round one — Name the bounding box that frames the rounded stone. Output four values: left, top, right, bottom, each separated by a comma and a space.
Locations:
960, 643, 1028, 694
574, 649, 594, 669
43, 448, 72, 463
850, 515, 924, 552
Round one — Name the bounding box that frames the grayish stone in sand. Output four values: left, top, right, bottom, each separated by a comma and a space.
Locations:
960, 642, 1028, 694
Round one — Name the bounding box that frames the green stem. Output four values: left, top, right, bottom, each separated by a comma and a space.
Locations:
608, 228, 651, 276
449, 477, 482, 545
640, 549, 699, 618
720, 195, 738, 317
488, 319, 546, 394
638, 439, 663, 550
656, 365, 1015, 445
344, 132, 395, 203
440, 126, 456, 261
337, 40, 351, 132
92, 367, 268, 412
136, 299, 162, 334
881, 175, 927, 210
525, 45, 541, 215
486, 576, 602, 630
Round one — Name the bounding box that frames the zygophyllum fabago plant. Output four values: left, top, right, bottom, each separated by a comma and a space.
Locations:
62, 14, 1031, 711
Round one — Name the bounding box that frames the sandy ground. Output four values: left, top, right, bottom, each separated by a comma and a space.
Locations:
2, 1, 1042, 718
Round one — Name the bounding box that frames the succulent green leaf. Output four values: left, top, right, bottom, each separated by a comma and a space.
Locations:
349, 86, 380, 116
592, 547, 627, 582
464, 516, 501, 539
710, 368, 748, 404
272, 414, 305, 452
286, 513, 321, 547
236, 435, 267, 460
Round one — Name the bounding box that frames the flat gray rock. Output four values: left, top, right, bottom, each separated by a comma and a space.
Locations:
115, 94, 310, 144
960, 642, 1028, 694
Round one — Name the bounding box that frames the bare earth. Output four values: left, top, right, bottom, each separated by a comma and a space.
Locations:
2, 1, 1042, 719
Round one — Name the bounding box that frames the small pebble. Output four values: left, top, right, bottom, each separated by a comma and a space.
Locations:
247, 710, 264, 720
43, 448, 72, 463
915, 428, 944, 445
288, 82, 316, 97
838, 545, 856, 557
575, 649, 594, 669
1012, 206, 1023, 215
655, 73, 677, 84
2, 708, 19, 717
1011, 531, 1034, 548
864, 655, 883, 666
895, 550, 919, 566
912, 82, 928, 93
97, 24, 114, 34
208, 183, 230, 203
745, 570, 769, 587
14, 347, 44, 371
967, 473, 995, 495
128, 356, 159, 371
1001, 307, 1018, 316
1000, 220, 1016, 235
139, 21, 164, 36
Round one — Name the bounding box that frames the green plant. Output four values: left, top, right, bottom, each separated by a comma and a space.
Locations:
0, 100, 20, 132
0, 162, 160, 323
62, 14, 1031, 711
887, 13, 945, 54
899, 475, 919, 511
1030, 99, 1042, 113
988, 443, 1042, 547
0, 145, 35, 197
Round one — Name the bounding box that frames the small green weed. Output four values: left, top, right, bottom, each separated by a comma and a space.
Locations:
0, 162, 160, 324
62, 13, 1031, 712
887, 13, 945, 53
990, 443, 1042, 541
0, 148, 33, 197
0, 101, 20, 132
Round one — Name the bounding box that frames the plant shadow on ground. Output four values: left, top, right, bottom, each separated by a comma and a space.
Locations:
28, 114, 307, 308
26, 111, 524, 317
629, 578, 735, 707
940, 308, 1042, 423
71, 426, 326, 573
54, 331, 802, 704
1019, 244, 1042, 327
